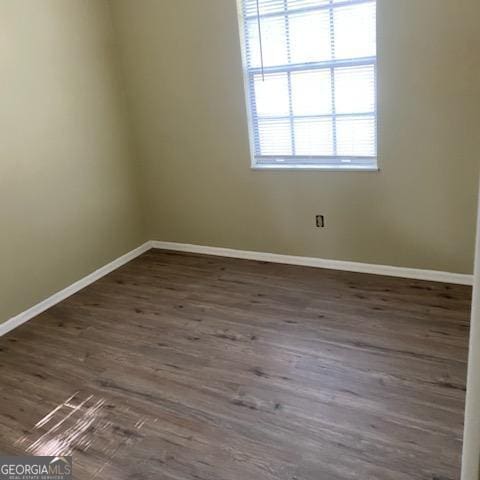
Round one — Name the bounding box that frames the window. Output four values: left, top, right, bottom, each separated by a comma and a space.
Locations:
238, 0, 377, 170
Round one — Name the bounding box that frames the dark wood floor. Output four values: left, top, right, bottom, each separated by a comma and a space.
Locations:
0, 249, 471, 479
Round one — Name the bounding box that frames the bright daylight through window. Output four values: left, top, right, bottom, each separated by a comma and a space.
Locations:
238, 0, 377, 170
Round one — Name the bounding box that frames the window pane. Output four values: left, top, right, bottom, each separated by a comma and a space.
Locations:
334, 65, 375, 114
247, 17, 287, 67
254, 73, 290, 116
289, 10, 331, 64
294, 117, 334, 156
336, 116, 375, 156
258, 119, 292, 155
334, 3, 376, 60
291, 69, 332, 116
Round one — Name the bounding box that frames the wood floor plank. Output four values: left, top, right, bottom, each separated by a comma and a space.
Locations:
0, 249, 471, 479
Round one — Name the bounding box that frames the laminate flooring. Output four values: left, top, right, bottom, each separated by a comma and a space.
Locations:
0, 249, 471, 479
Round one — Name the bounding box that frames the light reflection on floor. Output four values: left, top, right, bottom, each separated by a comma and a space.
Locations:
15, 391, 156, 478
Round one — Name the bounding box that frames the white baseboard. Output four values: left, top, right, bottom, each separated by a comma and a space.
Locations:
151, 240, 473, 286
0, 241, 153, 337
1, 239, 472, 337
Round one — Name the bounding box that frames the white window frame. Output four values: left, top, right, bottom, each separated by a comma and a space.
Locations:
236, 0, 378, 171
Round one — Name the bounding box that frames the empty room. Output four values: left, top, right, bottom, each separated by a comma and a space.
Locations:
1, 0, 480, 478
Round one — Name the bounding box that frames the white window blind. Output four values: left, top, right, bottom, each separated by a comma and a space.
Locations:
238, 0, 377, 169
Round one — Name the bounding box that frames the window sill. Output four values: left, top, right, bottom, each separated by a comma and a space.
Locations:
251, 163, 379, 172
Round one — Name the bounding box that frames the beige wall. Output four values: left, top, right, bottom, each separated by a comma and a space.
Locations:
111, 0, 480, 275
0, 0, 145, 323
